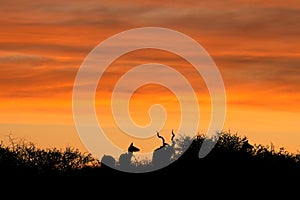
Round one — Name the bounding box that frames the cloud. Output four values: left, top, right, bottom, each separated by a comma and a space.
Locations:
0, 42, 91, 57
215, 54, 300, 88
0, 0, 299, 112
0, 54, 77, 98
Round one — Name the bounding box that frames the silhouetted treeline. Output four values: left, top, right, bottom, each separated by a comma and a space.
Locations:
0, 138, 100, 176
1, 132, 300, 181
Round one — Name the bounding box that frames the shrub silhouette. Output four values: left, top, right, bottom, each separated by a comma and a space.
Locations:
0, 137, 99, 176
1, 131, 300, 179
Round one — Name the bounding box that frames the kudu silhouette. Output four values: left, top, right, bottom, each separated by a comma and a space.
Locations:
100, 142, 140, 171
117, 142, 140, 170
152, 130, 176, 168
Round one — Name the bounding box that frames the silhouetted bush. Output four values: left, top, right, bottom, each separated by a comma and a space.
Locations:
1, 131, 299, 179
0, 137, 100, 176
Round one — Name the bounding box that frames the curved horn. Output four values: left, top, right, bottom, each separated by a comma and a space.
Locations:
171, 129, 175, 141
171, 129, 176, 146
157, 131, 166, 146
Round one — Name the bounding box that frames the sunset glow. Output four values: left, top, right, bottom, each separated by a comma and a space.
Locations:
1, 0, 299, 156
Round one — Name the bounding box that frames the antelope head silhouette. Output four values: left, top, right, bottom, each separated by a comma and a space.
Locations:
118, 142, 140, 170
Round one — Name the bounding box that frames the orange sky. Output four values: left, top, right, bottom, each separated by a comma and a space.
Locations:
0, 0, 300, 157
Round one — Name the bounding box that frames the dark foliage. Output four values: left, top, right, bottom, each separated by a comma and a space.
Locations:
1, 131, 299, 184
0, 137, 100, 176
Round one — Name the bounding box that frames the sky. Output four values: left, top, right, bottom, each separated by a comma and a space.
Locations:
0, 0, 300, 157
